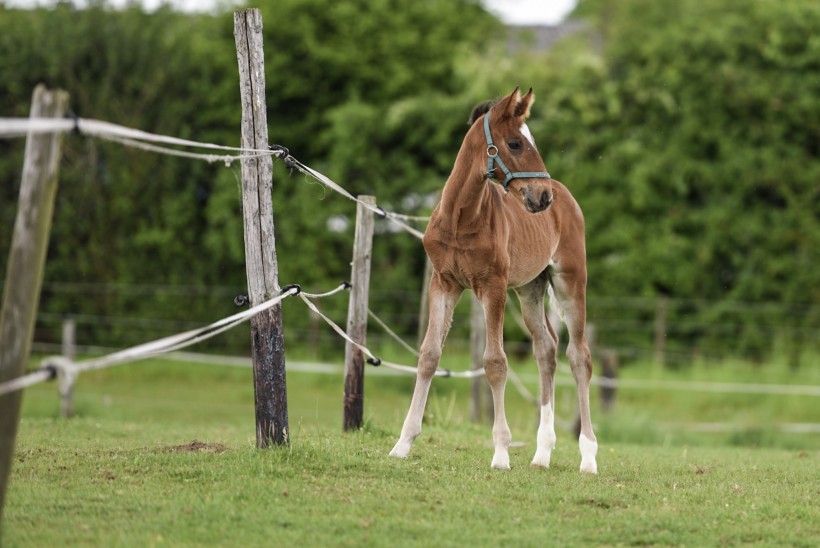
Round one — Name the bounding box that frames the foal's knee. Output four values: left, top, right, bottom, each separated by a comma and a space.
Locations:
417, 347, 441, 378
483, 351, 508, 386
567, 342, 592, 380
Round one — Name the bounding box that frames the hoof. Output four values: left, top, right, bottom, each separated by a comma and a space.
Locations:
580, 460, 598, 474
530, 449, 552, 468
389, 440, 411, 458
579, 434, 598, 474
491, 449, 511, 470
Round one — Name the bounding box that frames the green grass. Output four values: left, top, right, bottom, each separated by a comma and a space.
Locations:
3, 355, 819, 546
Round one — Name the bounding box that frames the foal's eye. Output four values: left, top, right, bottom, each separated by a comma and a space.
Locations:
507, 140, 522, 151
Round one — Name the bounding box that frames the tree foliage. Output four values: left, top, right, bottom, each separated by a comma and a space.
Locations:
0, 0, 816, 363
0, 0, 501, 352
549, 0, 820, 360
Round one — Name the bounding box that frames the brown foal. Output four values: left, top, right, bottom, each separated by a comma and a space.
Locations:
389, 88, 598, 473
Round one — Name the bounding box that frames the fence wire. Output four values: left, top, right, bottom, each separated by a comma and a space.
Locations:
0, 116, 430, 238
2, 115, 817, 405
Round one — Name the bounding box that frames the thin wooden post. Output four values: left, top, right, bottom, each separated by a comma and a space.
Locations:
61, 317, 76, 362
470, 293, 492, 423
344, 196, 375, 430
0, 85, 68, 522
584, 322, 617, 410
234, 9, 289, 447
417, 256, 433, 349
653, 295, 668, 369
599, 349, 618, 412
59, 317, 76, 418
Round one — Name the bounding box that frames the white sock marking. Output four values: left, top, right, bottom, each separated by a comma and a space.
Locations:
389, 439, 412, 458
491, 448, 511, 470
579, 434, 598, 474
531, 404, 557, 468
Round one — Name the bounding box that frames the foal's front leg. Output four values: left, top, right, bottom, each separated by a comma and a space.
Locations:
389, 277, 460, 458
477, 285, 512, 470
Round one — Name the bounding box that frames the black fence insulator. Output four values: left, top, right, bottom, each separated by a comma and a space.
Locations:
65, 111, 81, 135
41, 363, 58, 380
367, 357, 382, 367
281, 284, 301, 296
268, 144, 289, 158
341, 281, 352, 290
234, 294, 249, 307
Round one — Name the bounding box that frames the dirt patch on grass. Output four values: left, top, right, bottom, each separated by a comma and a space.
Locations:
165, 440, 228, 454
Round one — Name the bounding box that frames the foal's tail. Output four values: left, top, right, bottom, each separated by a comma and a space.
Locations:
546, 283, 564, 342
547, 283, 565, 323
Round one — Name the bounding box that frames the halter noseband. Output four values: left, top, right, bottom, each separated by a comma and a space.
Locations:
483, 114, 551, 191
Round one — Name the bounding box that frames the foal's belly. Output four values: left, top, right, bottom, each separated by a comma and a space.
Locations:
506, 251, 552, 288
505, 213, 558, 287
423, 201, 559, 290
425, 231, 553, 290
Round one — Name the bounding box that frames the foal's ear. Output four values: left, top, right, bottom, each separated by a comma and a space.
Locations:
499, 86, 522, 119
514, 88, 535, 120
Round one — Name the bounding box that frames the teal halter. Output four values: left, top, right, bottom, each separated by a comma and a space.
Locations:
483, 113, 551, 191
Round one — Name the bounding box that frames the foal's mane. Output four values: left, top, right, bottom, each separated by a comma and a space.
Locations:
467, 100, 497, 126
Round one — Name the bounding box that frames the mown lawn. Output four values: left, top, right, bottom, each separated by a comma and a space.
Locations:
3, 356, 818, 546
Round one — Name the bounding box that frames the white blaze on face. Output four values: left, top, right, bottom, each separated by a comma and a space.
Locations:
520, 123, 537, 149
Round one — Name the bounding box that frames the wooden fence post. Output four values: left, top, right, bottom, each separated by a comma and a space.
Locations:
0, 85, 68, 522
417, 256, 433, 349
599, 349, 618, 412
59, 316, 77, 418
653, 295, 668, 369
234, 9, 289, 447
344, 196, 375, 430
470, 293, 492, 423
61, 317, 76, 362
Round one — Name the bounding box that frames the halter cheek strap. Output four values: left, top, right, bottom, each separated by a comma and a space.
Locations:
483, 114, 551, 191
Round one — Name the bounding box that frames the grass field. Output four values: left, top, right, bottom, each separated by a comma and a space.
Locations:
3, 353, 819, 546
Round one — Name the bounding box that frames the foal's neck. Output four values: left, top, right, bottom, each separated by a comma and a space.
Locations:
438, 159, 494, 231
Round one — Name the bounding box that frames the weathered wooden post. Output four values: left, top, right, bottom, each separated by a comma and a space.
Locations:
470, 293, 492, 423
0, 85, 68, 521
344, 196, 375, 430
234, 9, 289, 447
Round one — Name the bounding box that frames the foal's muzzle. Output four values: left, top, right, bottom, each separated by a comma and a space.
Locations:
523, 188, 553, 213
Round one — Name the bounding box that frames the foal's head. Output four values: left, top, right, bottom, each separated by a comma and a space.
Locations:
467, 87, 553, 213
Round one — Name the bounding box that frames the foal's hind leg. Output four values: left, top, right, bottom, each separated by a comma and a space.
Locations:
389, 274, 461, 458
514, 274, 559, 468
550, 265, 598, 474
